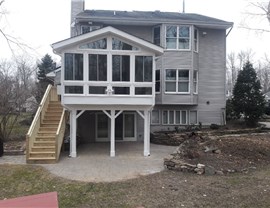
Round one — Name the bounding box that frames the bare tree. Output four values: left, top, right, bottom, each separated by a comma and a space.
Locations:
0, 58, 37, 155
240, 1, 270, 32
0, 0, 34, 57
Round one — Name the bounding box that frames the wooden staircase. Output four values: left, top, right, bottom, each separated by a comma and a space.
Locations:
26, 85, 67, 164
28, 101, 63, 163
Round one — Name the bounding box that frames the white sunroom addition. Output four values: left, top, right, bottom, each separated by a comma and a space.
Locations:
52, 26, 163, 157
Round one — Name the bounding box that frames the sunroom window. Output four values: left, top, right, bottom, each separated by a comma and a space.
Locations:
112, 38, 138, 50
135, 56, 153, 82
64, 53, 83, 80
88, 54, 107, 81
79, 38, 107, 49
166, 26, 190, 50
112, 55, 130, 81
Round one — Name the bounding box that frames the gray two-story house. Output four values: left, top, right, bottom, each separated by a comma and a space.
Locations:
47, 0, 233, 159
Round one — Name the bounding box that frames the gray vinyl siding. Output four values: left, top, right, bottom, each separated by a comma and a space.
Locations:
112, 25, 153, 42
163, 51, 192, 68
197, 29, 226, 125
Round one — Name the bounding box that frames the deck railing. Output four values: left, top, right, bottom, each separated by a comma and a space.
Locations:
55, 109, 67, 161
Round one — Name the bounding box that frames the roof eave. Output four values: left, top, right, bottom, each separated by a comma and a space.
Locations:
52, 26, 164, 56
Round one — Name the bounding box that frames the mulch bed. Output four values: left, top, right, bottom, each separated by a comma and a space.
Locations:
3, 141, 26, 155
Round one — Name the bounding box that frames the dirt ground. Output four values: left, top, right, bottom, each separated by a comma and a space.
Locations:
184, 133, 270, 173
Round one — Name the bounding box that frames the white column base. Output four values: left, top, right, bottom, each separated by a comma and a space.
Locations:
144, 151, 150, 157
70, 152, 77, 158
110, 151, 115, 157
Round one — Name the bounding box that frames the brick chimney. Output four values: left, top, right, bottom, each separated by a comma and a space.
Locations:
71, 0, 85, 37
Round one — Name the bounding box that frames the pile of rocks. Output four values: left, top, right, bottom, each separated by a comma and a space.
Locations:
164, 155, 205, 174
163, 132, 225, 175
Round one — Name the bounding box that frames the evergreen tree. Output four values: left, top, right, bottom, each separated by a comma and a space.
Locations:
36, 54, 55, 102
232, 61, 266, 127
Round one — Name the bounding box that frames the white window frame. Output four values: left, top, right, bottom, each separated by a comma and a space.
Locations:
153, 26, 161, 46
194, 28, 199, 52
151, 110, 160, 125
162, 110, 188, 125
193, 70, 198, 94
189, 110, 198, 125
165, 69, 190, 94
165, 25, 191, 50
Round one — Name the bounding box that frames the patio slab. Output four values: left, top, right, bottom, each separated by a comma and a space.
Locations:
0, 142, 176, 182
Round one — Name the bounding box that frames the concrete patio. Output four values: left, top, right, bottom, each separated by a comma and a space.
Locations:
0, 142, 176, 182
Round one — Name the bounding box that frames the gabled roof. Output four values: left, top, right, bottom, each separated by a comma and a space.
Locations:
52, 26, 163, 55
76, 10, 233, 29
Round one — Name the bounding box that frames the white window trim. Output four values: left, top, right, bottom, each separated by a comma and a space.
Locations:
165, 25, 191, 51
193, 70, 198, 94
164, 69, 190, 94
162, 110, 189, 125
155, 69, 161, 94
194, 28, 199, 53
151, 110, 160, 125
189, 110, 198, 125
153, 26, 161, 46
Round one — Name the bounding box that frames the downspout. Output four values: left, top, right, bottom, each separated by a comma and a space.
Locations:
226, 25, 233, 37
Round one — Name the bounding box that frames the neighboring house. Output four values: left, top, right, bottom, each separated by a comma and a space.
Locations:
51, 0, 233, 158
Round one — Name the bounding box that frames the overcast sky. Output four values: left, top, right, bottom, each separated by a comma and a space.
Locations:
0, 0, 269, 62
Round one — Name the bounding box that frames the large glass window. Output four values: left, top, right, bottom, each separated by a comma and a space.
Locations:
88, 54, 107, 81
166, 26, 190, 50
112, 55, 130, 81
64, 53, 83, 80
79, 38, 107, 49
112, 38, 138, 50
135, 56, 153, 82
153, 26, 161, 46
165, 69, 189, 93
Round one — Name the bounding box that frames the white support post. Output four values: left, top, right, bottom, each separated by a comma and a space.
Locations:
70, 110, 77, 158
144, 110, 150, 156
110, 110, 116, 157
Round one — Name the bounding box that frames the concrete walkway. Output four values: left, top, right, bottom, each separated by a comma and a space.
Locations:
0, 142, 175, 182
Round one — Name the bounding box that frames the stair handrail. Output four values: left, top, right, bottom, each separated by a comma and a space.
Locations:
55, 109, 67, 161
26, 84, 57, 162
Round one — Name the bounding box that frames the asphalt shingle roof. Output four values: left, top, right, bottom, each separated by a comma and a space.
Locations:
76, 10, 233, 28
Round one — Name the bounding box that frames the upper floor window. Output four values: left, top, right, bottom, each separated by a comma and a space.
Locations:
155, 69, 160, 93
165, 69, 189, 93
89, 54, 107, 81
153, 26, 161, 46
194, 29, 198, 52
64, 53, 83, 80
135, 56, 153, 82
79, 38, 107, 49
112, 55, 130, 81
166, 26, 190, 50
81, 25, 101, 34
112, 38, 139, 50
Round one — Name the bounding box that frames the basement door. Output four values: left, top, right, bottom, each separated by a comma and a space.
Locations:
96, 113, 136, 142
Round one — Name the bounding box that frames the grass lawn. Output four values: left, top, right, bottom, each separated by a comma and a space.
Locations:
1, 164, 270, 208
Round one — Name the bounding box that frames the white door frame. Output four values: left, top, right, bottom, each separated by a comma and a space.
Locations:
122, 112, 137, 141
95, 111, 137, 142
